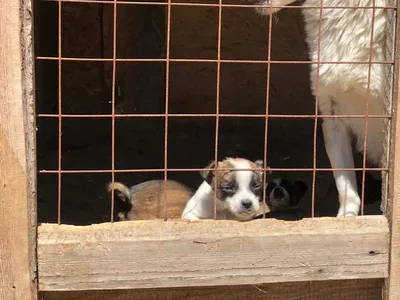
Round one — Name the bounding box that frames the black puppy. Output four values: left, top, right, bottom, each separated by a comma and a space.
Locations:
254, 178, 308, 221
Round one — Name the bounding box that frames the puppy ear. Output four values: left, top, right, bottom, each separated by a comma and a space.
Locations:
200, 160, 216, 185
293, 181, 308, 199
254, 160, 263, 168
254, 160, 272, 175
266, 166, 272, 175
107, 182, 133, 217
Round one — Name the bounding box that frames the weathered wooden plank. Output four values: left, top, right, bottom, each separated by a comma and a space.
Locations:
0, 0, 37, 298
383, 3, 400, 300
38, 216, 389, 291
40, 279, 384, 300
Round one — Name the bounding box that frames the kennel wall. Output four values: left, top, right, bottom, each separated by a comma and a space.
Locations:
1, 0, 400, 299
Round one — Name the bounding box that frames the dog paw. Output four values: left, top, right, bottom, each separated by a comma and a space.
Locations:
337, 212, 358, 217
182, 214, 200, 222
337, 208, 359, 217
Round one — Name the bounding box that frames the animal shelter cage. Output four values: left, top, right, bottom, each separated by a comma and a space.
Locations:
1, 0, 400, 299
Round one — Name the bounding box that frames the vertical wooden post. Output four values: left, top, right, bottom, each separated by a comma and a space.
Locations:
384, 90, 400, 298
383, 3, 400, 299
0, 0, 38, 298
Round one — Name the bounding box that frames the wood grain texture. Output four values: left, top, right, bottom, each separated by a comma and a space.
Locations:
40, 279, 384, 300
0, 0, 37, 298
38, 216, 389, 291
383, 2, 400, 299
21, 0, 38, 294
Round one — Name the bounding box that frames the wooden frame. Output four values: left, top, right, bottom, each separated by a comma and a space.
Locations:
40, 279, 385, 300
1, 0, 400, 299
38, 217, 389, 291
382, 3, 400, 298
0, 0, 37, 299
382, 2, 400, 299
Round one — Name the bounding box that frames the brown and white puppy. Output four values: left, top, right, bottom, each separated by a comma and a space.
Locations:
108, 180, 193, 221
254, 178, 308, 221
181, 157, 271, 221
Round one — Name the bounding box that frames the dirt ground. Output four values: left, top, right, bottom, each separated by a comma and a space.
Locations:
35, 1, 383, 225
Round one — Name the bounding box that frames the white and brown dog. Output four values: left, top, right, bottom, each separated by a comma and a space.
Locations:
253, 0, 395, 216
181, 157, 270, 221
108, 180, 193, 220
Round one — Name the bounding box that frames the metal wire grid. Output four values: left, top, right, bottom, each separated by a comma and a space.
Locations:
36, 0, 396, 224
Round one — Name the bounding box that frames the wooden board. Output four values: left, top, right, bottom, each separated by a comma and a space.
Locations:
0, 0, 37, 298
383, 2, 400, 299
40, 279, 384, 300
38, 216, 389, 291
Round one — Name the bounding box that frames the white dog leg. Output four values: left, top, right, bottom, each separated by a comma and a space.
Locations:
322, 118, 360, 217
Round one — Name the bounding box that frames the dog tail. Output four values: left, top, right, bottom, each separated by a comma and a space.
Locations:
107, 182, 133, 218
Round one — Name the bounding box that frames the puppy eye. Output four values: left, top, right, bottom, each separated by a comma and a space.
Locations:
221, 185, 236, 193
252, 182, 262, 190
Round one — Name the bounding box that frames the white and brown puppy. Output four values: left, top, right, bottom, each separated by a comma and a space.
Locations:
253, 0, 395, 216
108, 180, 193, 221
254, 178, 308, 221
181, 158, 270, 221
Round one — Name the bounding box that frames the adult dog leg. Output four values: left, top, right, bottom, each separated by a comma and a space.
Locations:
322, 118, 360, 217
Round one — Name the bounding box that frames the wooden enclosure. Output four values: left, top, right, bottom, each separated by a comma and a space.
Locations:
1, 0, 400, 300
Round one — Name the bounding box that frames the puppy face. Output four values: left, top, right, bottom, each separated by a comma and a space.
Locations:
201, 158, 269, 220
265, 178, 307, 211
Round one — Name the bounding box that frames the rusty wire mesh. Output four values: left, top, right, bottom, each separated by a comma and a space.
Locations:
35, 0, 396, 224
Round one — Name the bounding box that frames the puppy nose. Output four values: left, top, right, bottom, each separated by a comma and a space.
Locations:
241, 200, 252, 209
273, 187, 284, 198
